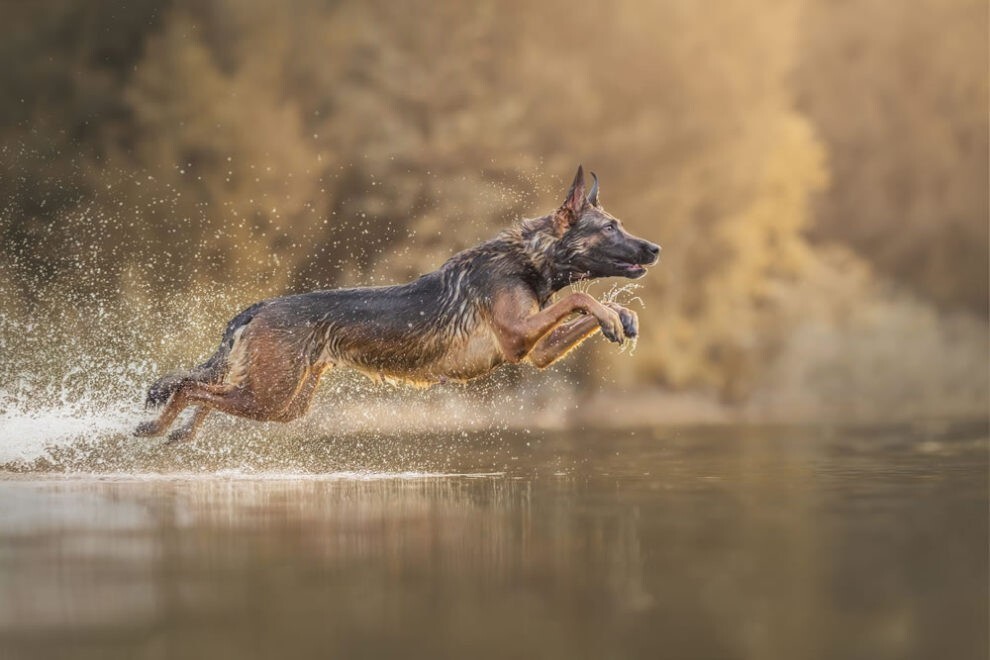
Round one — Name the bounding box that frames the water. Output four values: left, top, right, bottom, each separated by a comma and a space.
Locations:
0, 422, 986, 660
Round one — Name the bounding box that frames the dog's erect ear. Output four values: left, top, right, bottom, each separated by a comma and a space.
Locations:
553, 165, 586, 235
588, 172, 601, 208
562, 165, 586, 216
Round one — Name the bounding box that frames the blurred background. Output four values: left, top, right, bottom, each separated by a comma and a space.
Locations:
0, 0, 987, 424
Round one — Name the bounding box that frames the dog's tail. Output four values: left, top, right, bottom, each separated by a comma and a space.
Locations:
145, 301, 267, 408
144, 356, 225, 408
145, 373, 187, 408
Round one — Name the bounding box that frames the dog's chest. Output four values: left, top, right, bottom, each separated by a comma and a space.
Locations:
431, 325, 503, 381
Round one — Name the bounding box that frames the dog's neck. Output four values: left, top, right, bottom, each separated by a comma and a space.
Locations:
516, 214, 587, 298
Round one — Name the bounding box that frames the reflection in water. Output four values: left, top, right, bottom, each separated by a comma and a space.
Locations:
0, 423, 986, 660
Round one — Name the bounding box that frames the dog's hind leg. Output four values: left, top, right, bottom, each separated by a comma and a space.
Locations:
164, 406, 211, 445
135, 382, 259, 439
139, 344, 231, 437
134, 381, 203, 438
137, 323, 319, 442
136, 380, 250, 438
179, 383, 290, 421
272, 366, 328, 422
171, 358, 313, 424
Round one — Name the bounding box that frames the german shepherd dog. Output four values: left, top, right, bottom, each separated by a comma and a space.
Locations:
135, 166, 660, 443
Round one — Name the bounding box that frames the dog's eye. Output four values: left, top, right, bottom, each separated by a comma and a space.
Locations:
604, 222, 616, 232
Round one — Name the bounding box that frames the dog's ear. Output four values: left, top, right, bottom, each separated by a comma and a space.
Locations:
553, 165, 586, 235
562, 165, 586, 215
588, 172, 601, 208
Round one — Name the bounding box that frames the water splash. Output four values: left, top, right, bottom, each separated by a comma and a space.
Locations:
0, 400, 137, 465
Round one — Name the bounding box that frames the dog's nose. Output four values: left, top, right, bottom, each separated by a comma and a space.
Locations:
645, 242, 661, 261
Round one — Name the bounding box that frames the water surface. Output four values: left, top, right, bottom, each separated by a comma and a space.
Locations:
1, 422, 986, 659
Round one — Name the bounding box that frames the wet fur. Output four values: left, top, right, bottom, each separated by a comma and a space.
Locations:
136, 167, 660, 443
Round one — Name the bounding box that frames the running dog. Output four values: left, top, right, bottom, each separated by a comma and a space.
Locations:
135, 166, 661, 443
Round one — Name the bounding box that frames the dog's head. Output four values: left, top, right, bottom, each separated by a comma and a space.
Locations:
550, 166, 661, 281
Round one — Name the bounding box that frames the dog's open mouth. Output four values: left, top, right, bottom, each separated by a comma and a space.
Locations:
616, 262, 648, 277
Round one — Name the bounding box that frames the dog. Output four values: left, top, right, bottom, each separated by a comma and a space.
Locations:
135, 166, 661, 443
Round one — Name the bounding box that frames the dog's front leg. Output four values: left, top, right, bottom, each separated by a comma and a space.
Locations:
527, 302, 638, 368
526, 315, 601, 368
492, 290, 625, 363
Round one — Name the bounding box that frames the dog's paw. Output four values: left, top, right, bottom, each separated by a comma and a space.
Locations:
598, 307, 625, 344
133, 421, 160, 438
606, 303, 639, 340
